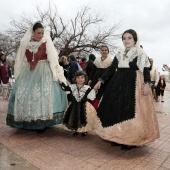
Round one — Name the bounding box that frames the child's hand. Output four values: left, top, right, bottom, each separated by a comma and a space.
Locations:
94, 81, 101, 91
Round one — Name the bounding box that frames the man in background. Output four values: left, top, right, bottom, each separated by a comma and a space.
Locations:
149, 58, 159, 101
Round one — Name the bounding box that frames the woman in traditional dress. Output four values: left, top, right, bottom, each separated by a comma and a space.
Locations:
94, 29, 160, 150
88, 46, 113, 109
6, 22, 68, 132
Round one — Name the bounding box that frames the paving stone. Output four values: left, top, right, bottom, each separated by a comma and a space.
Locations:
0, 91, 170, 170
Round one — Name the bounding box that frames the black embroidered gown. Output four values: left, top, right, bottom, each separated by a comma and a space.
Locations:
94, 47, 160, 146
61, 83, 96, 132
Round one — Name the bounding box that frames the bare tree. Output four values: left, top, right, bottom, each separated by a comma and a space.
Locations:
7, 2, 121, 58
0, 32, 18, 59
162, 64, 170, 72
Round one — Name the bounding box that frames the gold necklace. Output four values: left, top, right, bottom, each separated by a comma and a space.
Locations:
123, 49, 129, 60
123, 55, 128, 60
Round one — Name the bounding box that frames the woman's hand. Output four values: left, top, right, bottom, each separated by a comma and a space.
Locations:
143, 83, 150, 96
94, 81, 102, 92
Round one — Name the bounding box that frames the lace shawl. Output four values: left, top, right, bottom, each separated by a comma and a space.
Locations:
14, 34, 66, 85
70, 84, 90, 102
94, 55, 113, 68
116, 47, 150, 73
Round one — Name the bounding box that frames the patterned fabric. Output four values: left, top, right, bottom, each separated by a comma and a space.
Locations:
93, 55, 113, 68
63, 102, 96, 133
14, 35, 67, 85
7, 61, 67, 130
94, 71, 160, 146
70, 84, 90, 102
26, 42, 47, 70
116, 47, 150, 73
60, 83, 96, 132
97, 68, 136, 127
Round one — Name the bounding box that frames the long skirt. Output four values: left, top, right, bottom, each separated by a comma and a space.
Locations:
7, 61, 68, 130
94, 70, 160, 146
63, 102, 96, 133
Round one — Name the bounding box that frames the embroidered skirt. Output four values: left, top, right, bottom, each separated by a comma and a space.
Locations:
94, 70, 160, 146
7, 61, 68, 130
63, 102, 96, 133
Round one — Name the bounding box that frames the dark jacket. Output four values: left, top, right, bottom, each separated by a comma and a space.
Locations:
68, 61, 78, 83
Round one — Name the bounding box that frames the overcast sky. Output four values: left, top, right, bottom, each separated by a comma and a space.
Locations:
0, 0, 170, 74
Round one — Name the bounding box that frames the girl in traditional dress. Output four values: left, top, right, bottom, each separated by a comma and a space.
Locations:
60, 71, 96, 136
94, 29, 160, 150
6, 22, 68, 132
88, 46, 113, 109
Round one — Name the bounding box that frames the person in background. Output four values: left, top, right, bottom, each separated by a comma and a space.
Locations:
94, 29, 160, 150
6, 22, 68, 132
59, 56, 70, 79
149, 58, 159, 101
88, 46, 113, 109
8, 66, 12, 78
156, 75, 166, 102
79, 57, 87, 70
0, 51, 9, 84
85, 54, 96, 80
68, 55, 79, 83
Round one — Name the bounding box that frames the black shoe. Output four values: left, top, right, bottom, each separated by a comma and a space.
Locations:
161, 101, 164, 102
121, 145, 134, 150
73, 132, 79, 136
111, 142, 121, 146
36, 128, 46, 133
81, 132, 87, 136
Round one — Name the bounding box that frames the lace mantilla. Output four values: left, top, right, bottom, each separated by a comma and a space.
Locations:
26, 39, 45, 53
14, 34, 66, 85
70, 84, 90, 102
116, 47, 150, 73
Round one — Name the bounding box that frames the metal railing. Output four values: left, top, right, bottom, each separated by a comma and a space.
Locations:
0, 78, 15, 100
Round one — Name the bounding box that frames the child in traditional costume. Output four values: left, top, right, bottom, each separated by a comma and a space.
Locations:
60, 71, 96, 136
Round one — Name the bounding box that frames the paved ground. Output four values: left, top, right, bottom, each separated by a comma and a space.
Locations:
0, 91, 170, 170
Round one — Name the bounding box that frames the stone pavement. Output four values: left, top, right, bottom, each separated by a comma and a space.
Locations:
0, 92, 170, 170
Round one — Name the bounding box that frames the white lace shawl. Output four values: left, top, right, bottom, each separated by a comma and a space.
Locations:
116, 47, 150, 73
14, 34, 66, 85
70, 84, 90, 102
94, 55, 113, 68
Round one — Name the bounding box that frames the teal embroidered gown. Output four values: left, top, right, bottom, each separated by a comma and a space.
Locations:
6, 42, 68, 130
